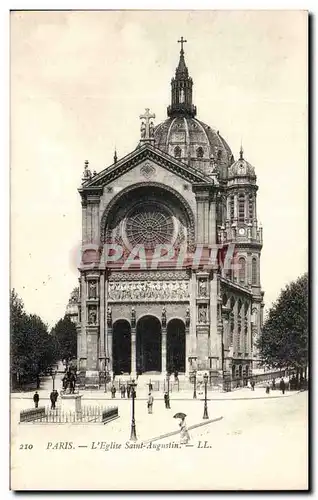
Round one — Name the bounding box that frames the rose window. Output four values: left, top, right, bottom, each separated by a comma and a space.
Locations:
125, 203, 175, 249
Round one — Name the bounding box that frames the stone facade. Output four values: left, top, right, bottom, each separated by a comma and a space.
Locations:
76, 43, 264, 386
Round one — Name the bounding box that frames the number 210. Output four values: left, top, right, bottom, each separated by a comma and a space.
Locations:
19, 444, 33, 450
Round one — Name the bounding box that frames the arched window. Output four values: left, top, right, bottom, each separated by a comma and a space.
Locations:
238, 193, 245, 222
174, 146, 181, 158
252, 258, 257, 285
196, 147, 204, 158
248, 194, 254, 219
229, 196, 234, 219
238, 257, 246, 283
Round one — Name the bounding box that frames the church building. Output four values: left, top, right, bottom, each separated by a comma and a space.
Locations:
76, 39, 264, 387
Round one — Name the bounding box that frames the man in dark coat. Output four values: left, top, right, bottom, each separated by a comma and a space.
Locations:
164, 391, 170, 409
50, 390, 56, 409
33, 391, 39, 408
279, 378, 286, 395
111, 385, 116, 398
126, 384, 131, 399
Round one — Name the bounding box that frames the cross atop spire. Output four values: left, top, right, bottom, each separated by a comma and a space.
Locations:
239, 144, 244, 160
178, 36, 187, 53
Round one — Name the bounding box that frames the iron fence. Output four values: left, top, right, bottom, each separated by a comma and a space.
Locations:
20, 405, 119, 424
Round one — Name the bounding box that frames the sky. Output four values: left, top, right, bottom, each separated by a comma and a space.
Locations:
10, 10, 308, 327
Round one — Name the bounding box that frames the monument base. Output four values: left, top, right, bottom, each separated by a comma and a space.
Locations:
85, 370, 99, 389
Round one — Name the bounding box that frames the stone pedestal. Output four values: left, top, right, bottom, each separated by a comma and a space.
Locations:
85, 370, 99, 389
60, 394, 83, 416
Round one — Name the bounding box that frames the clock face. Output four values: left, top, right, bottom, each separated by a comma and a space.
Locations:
238, 227, 245, 235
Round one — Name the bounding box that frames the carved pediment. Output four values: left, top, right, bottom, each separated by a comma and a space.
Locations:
79, 144, 213, 193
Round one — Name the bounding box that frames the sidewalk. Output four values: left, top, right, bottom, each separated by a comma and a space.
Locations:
11, 386, 300, 402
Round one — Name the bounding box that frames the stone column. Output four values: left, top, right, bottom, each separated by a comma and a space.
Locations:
208, 191, 217, 245
233, 192, 238, 221
233, 299, 238, 357
192, 184, 211, 244
161, 327, 167, 374
106, 299, 113, 374
99, 272, 105, 370
189, 272, 197, 359
131, 328, 136, 376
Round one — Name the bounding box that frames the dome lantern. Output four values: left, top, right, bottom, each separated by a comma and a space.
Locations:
167, 37, 197, 119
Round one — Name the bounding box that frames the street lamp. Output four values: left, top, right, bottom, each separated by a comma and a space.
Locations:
166, 372, 171, 409
50, 368, 57, 391
193, 370, 197, 399
129, 379, 137, 441
203, 372, 209, 420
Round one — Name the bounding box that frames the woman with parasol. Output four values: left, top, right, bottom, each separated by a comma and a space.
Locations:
174, 412, 190, 444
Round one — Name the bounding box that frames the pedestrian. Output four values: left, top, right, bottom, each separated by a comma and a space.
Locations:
174, 370, 179, 382
147, 393, 154, 414
265, 382, 270, 394
127, 384, 131, 399
111, 385, 116, 398
33, 391, 39, 408
279, 377, 286, 395
179, 416, 190, 444
121, 385, 126, 398
50, 390, 56, 409
54, 389, 59, 404
148, 382, 153, 392
164, 391, 170, 409
272, 378, 276, 390
250, 380, 255, 391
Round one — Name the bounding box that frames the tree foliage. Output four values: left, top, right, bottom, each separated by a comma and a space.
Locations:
51, 315, 77, 366
256, 273, 308, 369
10, 290, 59, 384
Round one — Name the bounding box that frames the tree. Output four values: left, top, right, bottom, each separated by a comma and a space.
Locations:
256, 273, 308, 372
51, 315, 77, 368
10, 289, 59, 387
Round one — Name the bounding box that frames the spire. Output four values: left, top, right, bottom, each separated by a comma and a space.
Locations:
114, 148, 118, 164
239, 143, 244, 160
176, 37, 189, 78
167, 37, 196, 118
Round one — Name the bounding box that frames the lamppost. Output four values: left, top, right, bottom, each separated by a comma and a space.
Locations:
51, 368, 57, 392
193, 370, 197, 399
203, 372, 209, 420
166, 372, 171, 409
129, 379, 137, 441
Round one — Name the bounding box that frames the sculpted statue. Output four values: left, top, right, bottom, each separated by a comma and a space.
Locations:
107, 306, 112, 326
131, 307, 136, 327
199, 280, 207, 297
88, 308, 97, 325
186, 306, 190, 326
149, 121, 154, 137
199, 306, 207, 323
162, 306, 167, 326
141, 121, 146, 139
89, 281, 97, 299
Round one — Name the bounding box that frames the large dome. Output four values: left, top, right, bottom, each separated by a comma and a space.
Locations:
154, 116, 233, 177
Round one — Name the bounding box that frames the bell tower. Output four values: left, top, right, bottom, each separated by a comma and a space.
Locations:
223, 147, 264, 368
167, 37, 197, 118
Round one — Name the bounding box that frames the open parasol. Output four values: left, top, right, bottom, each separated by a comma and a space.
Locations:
173, 412, 187, 419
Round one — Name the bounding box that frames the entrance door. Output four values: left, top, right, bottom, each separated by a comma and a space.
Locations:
167, 319, 186, 373
112, 320, 131, 375
136, 316, 161, 373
